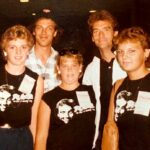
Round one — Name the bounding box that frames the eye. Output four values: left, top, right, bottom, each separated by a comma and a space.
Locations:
46, 27, 53, 31
93, 29, 99, 35
128, 49, 136, 54
8, 45, 16, 50
35, 26, 43, 31
104, 27, 111, 31
116, 50, 123, 55
22, 45, 28, 49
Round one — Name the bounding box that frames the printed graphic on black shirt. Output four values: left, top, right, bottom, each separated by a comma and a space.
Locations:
115, 90, 135, 121
56, 98, 95, 124
0, 84, 33, 112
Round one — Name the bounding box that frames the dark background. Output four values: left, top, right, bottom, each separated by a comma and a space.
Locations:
0, 0, 150, 66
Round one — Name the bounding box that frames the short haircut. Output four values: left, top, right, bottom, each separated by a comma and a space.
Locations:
33, 12, 58, 30
88, 9, 118, 33
57, 48, 83, 79
1, 25, 34, 50
114, 27, 150, 50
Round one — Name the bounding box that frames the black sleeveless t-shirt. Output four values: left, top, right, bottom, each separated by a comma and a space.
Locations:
43, 84, 96, 150
0, 66, 38, 128
114, 73, 150, 150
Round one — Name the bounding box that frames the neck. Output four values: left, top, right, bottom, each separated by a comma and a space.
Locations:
128, 67, 149, 80
99, 47, 115, 62
34, 45, 52, 64
60, 82, 80, 91
5, 64, 25, 75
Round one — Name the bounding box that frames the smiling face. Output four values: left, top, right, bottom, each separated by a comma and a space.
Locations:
33, 18, 57, 47
92, 20, 117, 50
5, 38, 30, 67
116, 40, 149, 74
57, 56, 82, 86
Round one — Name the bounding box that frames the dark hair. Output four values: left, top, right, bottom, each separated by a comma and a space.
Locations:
32, 11, 58, 30
88, 10, 118, 33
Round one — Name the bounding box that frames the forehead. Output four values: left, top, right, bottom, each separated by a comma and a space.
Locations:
118, 40, 143, 49
35, 18, 56, 27
60, 56, 78, 63
7, 38, 28, 44
92, 20, 113, 30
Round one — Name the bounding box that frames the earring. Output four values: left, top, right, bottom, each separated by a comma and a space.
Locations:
58, 70, 61, 74
4, 51, 7, 57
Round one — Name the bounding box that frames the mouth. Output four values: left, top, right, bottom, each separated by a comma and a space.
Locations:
40, 36, 48, 39
122, 61, 131, 66
15, 56, 22, 60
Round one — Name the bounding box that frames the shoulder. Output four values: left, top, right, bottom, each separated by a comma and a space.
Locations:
84, 56, 100, 72
43, 86, 59, 97
114, 78, 126, 92
78, 84, 94, 92
42, 86, 60, 106
51, 47, 58, 57
25, 67, 39, 79
90, 56, 100, 65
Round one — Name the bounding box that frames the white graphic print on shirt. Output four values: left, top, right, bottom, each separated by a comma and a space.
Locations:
56, 98, 95, 124
115, 90, 135, 121
0, 84, 33, 112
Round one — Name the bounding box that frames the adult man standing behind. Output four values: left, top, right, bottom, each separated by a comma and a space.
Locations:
26, 12, 60, 93
82, 10, 126, 149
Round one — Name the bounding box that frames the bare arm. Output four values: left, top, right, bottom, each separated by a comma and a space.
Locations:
107, 78, 124, 122
29, 76, 44, 142
107, 85, 116, 122
34, 100, 51, 150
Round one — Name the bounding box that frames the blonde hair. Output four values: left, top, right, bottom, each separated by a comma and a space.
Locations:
57, 48, 83, 79
1, 25, 34, 50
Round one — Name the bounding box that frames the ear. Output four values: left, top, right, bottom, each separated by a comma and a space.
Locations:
54, 30, 57, 37
56, 65, 61, 74
92, 36, 95, 43
144, 49, 150, 60
113, 30, 118, 37
33, 31, 35, 36
79, 64, 83, 73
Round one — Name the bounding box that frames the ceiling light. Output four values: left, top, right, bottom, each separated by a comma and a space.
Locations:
20, 0, 29, 2
32, 13, 36, 16
89, 10, 97, 13
43, 8, 51, 13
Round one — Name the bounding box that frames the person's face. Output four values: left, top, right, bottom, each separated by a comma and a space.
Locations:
57, 104, 73, 124
33, 18, 57, 47
5, 38, 30, 67
116, 41, 149, 73
92, 20, 117, 50
58, 57, 82, 85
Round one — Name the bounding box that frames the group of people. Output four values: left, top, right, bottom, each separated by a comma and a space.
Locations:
0, 9, 149, 150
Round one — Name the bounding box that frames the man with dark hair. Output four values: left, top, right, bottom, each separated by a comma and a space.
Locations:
82, 10, 126, 149
26, 12, 60, 93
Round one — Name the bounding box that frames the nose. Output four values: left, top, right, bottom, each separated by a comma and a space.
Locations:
98, 31, 104, 38
122, 51, 129, 59
41, 28, 47, 34
118, 51, 129, 59
67, 67, 73, 72
15, 48, 22, 55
